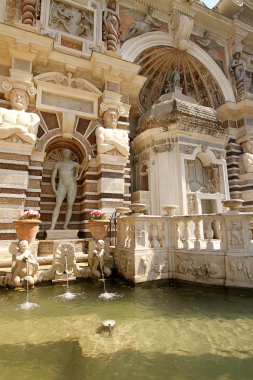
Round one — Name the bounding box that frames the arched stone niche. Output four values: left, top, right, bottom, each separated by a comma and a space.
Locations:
185, 147, 227, 215
39, 137, 88, 232
120, 31, 235, 109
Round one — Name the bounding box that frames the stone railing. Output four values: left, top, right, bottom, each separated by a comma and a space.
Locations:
115, 212, 253, 287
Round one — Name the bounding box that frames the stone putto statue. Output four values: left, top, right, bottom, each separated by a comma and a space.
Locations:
11, 240, 39, 287
0, 89, 40, 145
88, 239, 112, 279
241, 140, 253, 174
103, 1, 121, 52
95, 108, 129, 157
124, 6, 161, 42
230, 52, 246, 96
50, 149, 90, 230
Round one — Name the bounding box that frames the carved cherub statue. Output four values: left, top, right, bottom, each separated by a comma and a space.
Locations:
88, 240, 112, 279
11, 240, 39, 287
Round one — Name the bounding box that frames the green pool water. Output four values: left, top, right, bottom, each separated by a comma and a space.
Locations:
1, 280, 253, 380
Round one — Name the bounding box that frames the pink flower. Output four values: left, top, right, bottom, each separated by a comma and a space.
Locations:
19, 209, 41, 220
90, 210, 107, 220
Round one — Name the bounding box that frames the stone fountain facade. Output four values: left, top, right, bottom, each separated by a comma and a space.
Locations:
0, 0, 253, 288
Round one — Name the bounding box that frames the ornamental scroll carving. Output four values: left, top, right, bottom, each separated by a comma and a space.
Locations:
171, 10, 193, 51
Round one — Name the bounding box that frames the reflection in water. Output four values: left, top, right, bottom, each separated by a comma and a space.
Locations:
1, 281, 253, 379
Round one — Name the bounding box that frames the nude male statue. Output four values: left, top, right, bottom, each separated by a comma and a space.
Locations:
50, 149, 90, 230
95, 108, 129, 158
0, 89, 40, 145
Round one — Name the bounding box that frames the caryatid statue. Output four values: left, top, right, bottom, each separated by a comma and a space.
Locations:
95, 108, 129, 158
0, 89, 40, 145
50, 149, 90, 230
241, 140, 253, 174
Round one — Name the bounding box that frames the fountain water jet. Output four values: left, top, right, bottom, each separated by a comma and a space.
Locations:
57, 255, 77, 300
96, 240, 121, 301
17, 259, 39, 310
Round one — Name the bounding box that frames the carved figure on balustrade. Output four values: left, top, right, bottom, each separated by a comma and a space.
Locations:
241, 140, 253, 174
188, 195, 196, 214
230, 259, 252, 282
210, 165, 220, 192
140, 256, 149, 275
95, 108, 129, 157
88, 240, 112, 279
0, 89, 40, 145
50, 149, 90, 230
230, 52, 246, 96
49, 1, 93, 38
103, 2, 121, 52
11, 240, 39, 287
124, 6, 162, 41
229, 222, 243, 246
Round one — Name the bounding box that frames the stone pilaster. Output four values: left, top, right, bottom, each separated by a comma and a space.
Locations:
0, 142, 33, 239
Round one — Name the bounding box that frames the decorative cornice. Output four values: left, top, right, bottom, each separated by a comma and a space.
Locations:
137, 111, 227, 139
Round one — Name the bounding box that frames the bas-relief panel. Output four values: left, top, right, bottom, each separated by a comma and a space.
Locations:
175, 253, 224, 281
226, 257, 253, 284
119, 5, 168, 43
192, 34, 227, 76
136, 252, 170, 279
48, 0, 94, 41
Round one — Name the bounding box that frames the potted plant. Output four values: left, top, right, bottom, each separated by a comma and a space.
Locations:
88, 210, 110, 240
13, 210, 41, 243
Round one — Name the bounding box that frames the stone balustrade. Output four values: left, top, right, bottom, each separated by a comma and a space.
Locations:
115, 213, 253, 287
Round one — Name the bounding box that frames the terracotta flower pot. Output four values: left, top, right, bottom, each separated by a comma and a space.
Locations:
88, 220, 110, 240
13, 219, 41, 243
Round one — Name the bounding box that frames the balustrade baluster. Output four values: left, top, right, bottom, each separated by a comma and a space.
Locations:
194, 218, 201, 250
152, 222, 160, 248
183, 219, 190, 250
176, 220, 183, 249
206, 218, 214, 249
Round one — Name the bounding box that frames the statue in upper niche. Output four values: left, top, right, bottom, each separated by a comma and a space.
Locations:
164, 67, 181, 93
103, 1, 121, 52
124, 6, 162, 42
49, 0, 94, 39
0, 89, 40, 145
230, 52, 246, 96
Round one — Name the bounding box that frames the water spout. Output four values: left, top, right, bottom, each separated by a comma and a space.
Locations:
17, 259, 39, 310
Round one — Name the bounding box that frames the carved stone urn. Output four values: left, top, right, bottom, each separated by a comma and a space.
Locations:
162, 205, 178, 216
88, 220, 110, 240
222, 199, 243, 213
129, 203, 146, 216
13, 220, 41, 242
